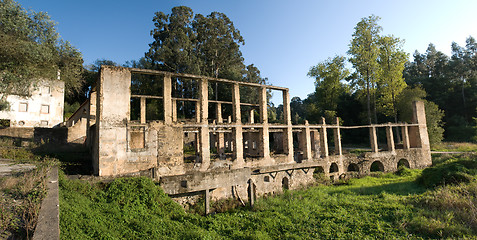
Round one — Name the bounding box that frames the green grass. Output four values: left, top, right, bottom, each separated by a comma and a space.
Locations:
432, 142, 477, 152
59, 159, 477, 239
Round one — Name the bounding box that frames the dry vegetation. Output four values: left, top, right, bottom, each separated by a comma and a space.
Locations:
0, 139, 56, 239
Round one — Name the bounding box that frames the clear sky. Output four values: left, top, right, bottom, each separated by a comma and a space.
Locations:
16, 0, 477, 104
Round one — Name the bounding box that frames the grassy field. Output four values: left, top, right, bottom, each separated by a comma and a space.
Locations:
59, 153, 477, 239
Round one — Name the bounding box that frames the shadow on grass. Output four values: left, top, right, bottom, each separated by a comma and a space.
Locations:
328, 180, 427, 196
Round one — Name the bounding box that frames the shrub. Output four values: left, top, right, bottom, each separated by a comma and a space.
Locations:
417, 157, 477, 188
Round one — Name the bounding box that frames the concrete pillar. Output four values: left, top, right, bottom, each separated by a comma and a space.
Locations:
319, 117, 328, 157
369, 126, 378, 153
204, 188, 210, 215
96, 66, 131, 176
140, 97, 146, 124
312, 130, 320, 158
301, 120, 312, 160
172, 99, 177, 122
386, 123, 395, 152
195, 101, 200, 123
216, 103, 225, 159
411, 101, 430, 151
248, 180, 255, 207
163, 74, 172, 124
282, 90, 294, 162
199, 79, 210, 170
249, 109, 255, 123
402, 124, 410, 149
333, 117, 342, 155
259, 87, 270, 159
232, 83, 244, 166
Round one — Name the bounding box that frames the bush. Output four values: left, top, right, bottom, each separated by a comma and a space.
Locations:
417, 157, 477, 188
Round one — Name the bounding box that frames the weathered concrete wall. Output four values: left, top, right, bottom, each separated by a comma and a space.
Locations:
86, 67, 434, 207
0, 80, 64, 128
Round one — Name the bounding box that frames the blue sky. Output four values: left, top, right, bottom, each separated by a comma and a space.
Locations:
16, 0, 477, 104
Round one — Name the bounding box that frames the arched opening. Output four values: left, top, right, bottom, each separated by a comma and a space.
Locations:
370, 161, 384, 172
282, 177, 289, 190
397, 159, 410, 168
329, 163, 339, 173
347, 163, 359, 172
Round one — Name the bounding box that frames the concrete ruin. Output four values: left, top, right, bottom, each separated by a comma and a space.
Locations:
84, 66, 431, 211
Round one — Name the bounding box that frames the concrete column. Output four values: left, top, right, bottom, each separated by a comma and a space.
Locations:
232, 83, 244, 166
411, 101, 430, 151
386, 123, 395, 152
259, 87, 270, 159
312, 130, 320, 158
402, 124, 410, 149
172, 99, 177, 122
216, 103, 225, 159
319, 117, 328, 157
204, 188, 210, 215
248, 180, 255, 207
195, 101, 200, 123
369, 126, 378, 153
199, 79, 210, 170
140, 97, 146, 124
301, 120, 312, 160
163, 74, 172, 124
333, 117, 342, 155
282, 90, 294, 162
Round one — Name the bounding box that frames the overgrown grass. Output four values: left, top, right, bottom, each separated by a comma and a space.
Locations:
0, 142, 57, 239
432, 141, 477, 152
59, 163, 477, 239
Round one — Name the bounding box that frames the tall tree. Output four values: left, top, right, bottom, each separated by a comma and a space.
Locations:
377, 35, 408, 123
348, 15, 382, 124
0, 0, 83, 110
193, 12, 245, 79
307, 55, 350, 118
146, 6, 199, 74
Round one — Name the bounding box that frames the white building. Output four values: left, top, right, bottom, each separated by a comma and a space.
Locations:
0, 80, 65, 128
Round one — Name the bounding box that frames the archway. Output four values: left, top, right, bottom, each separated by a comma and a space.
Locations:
282, 177, 289, 190
397, 159, 410, 168
347, 163, 359, 172
370, 161, 384, 172
329, 163, 339, 173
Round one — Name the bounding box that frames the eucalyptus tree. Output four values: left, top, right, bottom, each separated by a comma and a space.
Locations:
377, 35, 408, 123
307, 55, 350, 118
0, 0, 83, 110
348, 15, 382, 124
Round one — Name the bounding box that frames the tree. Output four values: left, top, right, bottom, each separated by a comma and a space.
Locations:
396, 87, 444, 145
348, 15, 382, 124
377, 35, 408, 123
146, 6, 199, 74
193, 12, 244, 79
0, 0, 83, 110
307, 55, 350, 118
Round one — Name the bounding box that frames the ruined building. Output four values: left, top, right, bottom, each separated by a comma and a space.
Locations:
81, 66, 431, 208
0, 79, 65, 128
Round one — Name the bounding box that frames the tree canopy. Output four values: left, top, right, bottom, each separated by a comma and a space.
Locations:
0, 0, 83, 109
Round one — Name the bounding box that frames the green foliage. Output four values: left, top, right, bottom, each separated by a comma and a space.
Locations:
307, 55, 350, 115
348, 15, 382, 124
0, 0, 83, 105
417, 156, 477, 188
396, 87, 445, 145
63, 102, 80, 120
